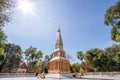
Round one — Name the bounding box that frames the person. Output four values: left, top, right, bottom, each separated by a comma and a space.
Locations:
41, 71, 45, 78
37, 72, 45, 79
79, 68, 84, 76
37, 73, 42, 79
35, 69, 39, 76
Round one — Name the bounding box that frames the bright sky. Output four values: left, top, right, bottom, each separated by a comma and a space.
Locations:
3, 0, 118, 63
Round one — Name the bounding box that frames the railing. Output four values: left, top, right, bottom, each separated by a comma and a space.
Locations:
85, 72, 119, 79
86, 72, 120, 75
0, 73, 35, 77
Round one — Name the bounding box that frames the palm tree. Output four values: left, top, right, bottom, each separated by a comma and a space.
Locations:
77, 51, 84, 63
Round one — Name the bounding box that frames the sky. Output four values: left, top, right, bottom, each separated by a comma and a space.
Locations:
3, 0, 118, 63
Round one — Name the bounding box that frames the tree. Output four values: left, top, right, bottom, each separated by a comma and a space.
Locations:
0, 48, 5, 65
116, 51, 120, 69
0, 30, 6, 70
116, 52, 120, 64
104, 0, 120, 42
0, 29, 7, 47
77, 51, 84, 63
36, 55, 51, 73
0, 0, 14, 72
43, 55, 51, 73
0, 0, 13, 46
24, 46, 43, 72
71, 63, 82, 73
84, 48, 106, 71
104, 44, 120, 71
0, 0, 13, 27
1, 43, 22, 72
83, 44, 120, 72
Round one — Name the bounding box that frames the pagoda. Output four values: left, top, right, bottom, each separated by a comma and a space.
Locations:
46, 27, 72, 78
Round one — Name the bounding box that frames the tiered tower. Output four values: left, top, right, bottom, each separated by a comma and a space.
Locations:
48, 27, 70, 74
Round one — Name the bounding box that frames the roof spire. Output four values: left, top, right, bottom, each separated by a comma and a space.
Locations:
55, 25, 63, 49
57, 25, 61, 32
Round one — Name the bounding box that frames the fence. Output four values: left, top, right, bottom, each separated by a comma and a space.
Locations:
86, 72, 120, 75
0, 73, 34, 77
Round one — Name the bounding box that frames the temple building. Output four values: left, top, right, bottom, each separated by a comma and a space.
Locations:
48, 27, 71, 74
17, 62, 28, 73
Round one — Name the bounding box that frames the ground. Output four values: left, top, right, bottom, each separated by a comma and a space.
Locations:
0, 75, 119, 80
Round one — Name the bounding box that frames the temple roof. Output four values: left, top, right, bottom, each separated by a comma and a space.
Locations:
19, 62, 28, 69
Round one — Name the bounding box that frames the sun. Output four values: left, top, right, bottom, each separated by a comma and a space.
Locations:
17, 0, 36, 16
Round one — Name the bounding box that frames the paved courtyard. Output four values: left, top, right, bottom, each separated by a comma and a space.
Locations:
0, 75, 119, 80
0, 77, 88, 80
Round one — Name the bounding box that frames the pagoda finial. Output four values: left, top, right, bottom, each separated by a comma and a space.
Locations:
57, 25, 61, 32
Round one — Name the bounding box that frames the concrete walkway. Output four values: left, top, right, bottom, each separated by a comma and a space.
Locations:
0, 75, 119, 80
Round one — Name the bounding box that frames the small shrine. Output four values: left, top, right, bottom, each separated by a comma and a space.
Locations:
17, 62, 28, 73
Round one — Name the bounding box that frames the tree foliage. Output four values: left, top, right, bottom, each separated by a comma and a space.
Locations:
0, 0, 14, 27
42, 55, 51, 73
0, 0, 13, 45
0, 43, 22, 72
0, 29, 6, 68
24, 46, 43, 72
83, 44, 120, 72
77, 51, 84, 62
0, 0, 14, 71
0, 48, 5, 65
37, 55, 50, 73
84, 48, 106, 71
104, 0, 120, 42
71, 63, 82, 73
